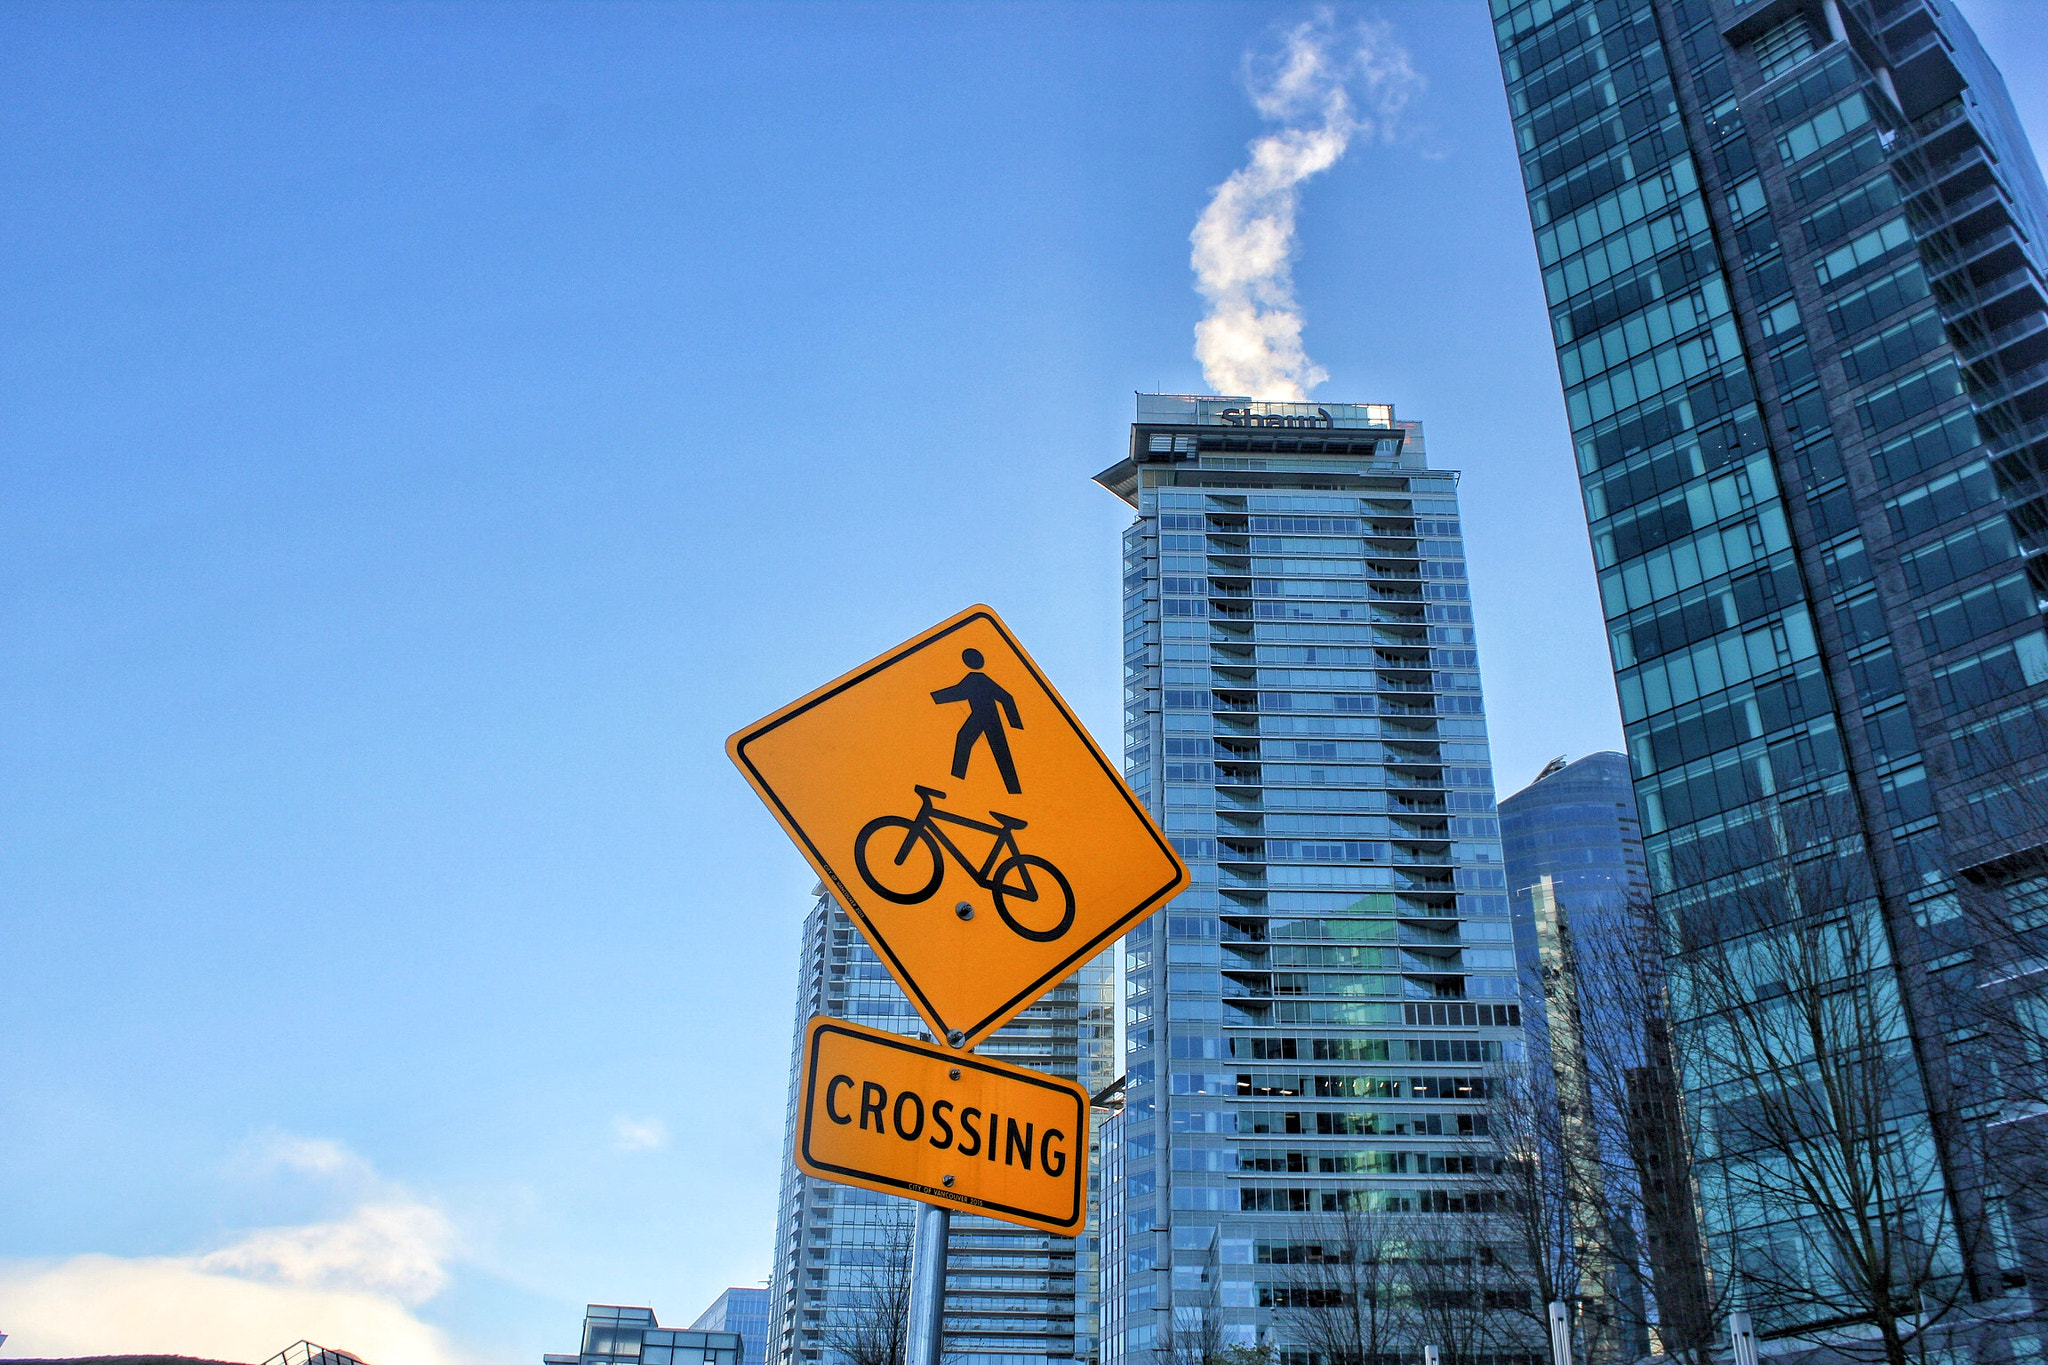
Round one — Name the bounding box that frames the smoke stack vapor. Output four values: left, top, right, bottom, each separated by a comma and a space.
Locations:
1191, 12, 1421, 400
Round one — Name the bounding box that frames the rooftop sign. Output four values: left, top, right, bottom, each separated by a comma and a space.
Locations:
1134, 393, 1396, 429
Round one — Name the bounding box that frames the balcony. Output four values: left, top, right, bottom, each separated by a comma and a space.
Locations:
1940, 264, 2048, 333
1967, 356, 2048, 422
1986, 412, 2048, 467
1890, 24, 1965, 118
1929, 224, 2031, 289
1906, 94, 1968, 145
1958, 311, 2048, 374
1899, 140, 1997, 202
1912, 181, 2019, 245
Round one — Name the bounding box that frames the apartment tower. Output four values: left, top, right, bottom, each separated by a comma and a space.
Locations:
1491, 0, 2048, 1342
1095, 395, 1525, 1359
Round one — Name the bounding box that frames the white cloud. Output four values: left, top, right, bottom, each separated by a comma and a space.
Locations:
1191, 9, 1423, 400
0, 1138, 468, 1365
198, 1199, 455, 1305
612, 1115, 669, 1152
250, 1133, 380, 1184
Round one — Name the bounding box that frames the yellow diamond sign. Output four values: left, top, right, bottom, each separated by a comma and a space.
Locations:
729, 604, 1186, 1049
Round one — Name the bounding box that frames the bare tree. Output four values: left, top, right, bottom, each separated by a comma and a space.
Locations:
1461, 1058, 1584, 1356
1273, 1204, 1416, 1365
1565, 891, 1723, 1365
1399, 1212, 1539, 1365
820, 1219, 914, 1365
1152, 1236, 1227, 1365
1660, 812, 1971, 1365
1926, 706, 2048, 1330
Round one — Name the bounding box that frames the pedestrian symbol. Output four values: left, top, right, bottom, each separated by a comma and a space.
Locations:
932, 649, 1023, 794
728, 605, 1187, 1050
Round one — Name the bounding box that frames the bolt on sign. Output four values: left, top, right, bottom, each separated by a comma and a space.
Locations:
728, 604, 1187, 1051
794, 1016, 1089, 1236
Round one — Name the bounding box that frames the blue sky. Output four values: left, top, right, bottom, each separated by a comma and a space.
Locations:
4, 3, 2043, 1361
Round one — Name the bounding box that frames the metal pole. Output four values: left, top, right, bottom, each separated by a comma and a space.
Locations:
1424, 1346, 1440, 1365
1547, 1300, 1573, 1365
1728, 1311, 1759, 1365
904, 1200, 951, 1365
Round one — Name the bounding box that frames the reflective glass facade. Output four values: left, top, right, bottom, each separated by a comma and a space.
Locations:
690, 1286, 770, 1365
1491, 0, 2048, 1335
1500, 752, 1659, 1358
548, 1304, 740, 1365
1095, 396, 1525, 1358
1502, 752, 1648, 954
765, 890, 1115, 1365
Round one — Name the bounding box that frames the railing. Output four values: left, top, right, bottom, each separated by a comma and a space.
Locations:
1985, 412, 2048, 462
1898, 141, 1991, 197
1939, 265, 2046, 324
1889, 26, 1952, 68
1913, 182, 2010, 238
1968, 356, 2048, 410
1909, 95, 1966, 141
1932, 225, 2026, 282
1958, 311, 2048, 368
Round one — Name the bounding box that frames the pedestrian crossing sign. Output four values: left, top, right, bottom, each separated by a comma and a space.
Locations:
728, 604, 1187, 1051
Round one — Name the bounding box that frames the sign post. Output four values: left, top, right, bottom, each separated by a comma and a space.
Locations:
904, 1202, 949, 1365
730, 605, 1185, 1353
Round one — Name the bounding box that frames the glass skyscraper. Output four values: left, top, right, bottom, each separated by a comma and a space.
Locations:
764, 888, 1115, 1365
1500, 752, 1663, 1360
1094, 395, 1522, 1358
1491, 0, 2048, 1340
690, 1287, 771, 1365
1502, 752, 1649, 954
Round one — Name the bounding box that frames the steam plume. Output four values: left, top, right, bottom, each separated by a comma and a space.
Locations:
1191, 13, 1421, 400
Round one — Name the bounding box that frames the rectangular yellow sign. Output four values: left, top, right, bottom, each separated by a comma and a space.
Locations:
794, 1015, 1090, 1235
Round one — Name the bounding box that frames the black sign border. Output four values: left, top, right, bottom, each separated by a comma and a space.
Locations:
732, 606, 1187, 1045
798, 1017, 1087, 1232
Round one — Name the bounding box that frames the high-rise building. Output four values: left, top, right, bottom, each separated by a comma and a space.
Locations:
1500, 752, 1665, 1361
1094, 395, 1525, 1359
690, 1287, 770, 1365
1502, 752, 1649, 959
1490, 0, 2048, 1342
764, 887, 1115, 1365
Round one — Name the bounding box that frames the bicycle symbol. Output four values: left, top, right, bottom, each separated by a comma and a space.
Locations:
853, 785, 1077, 943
